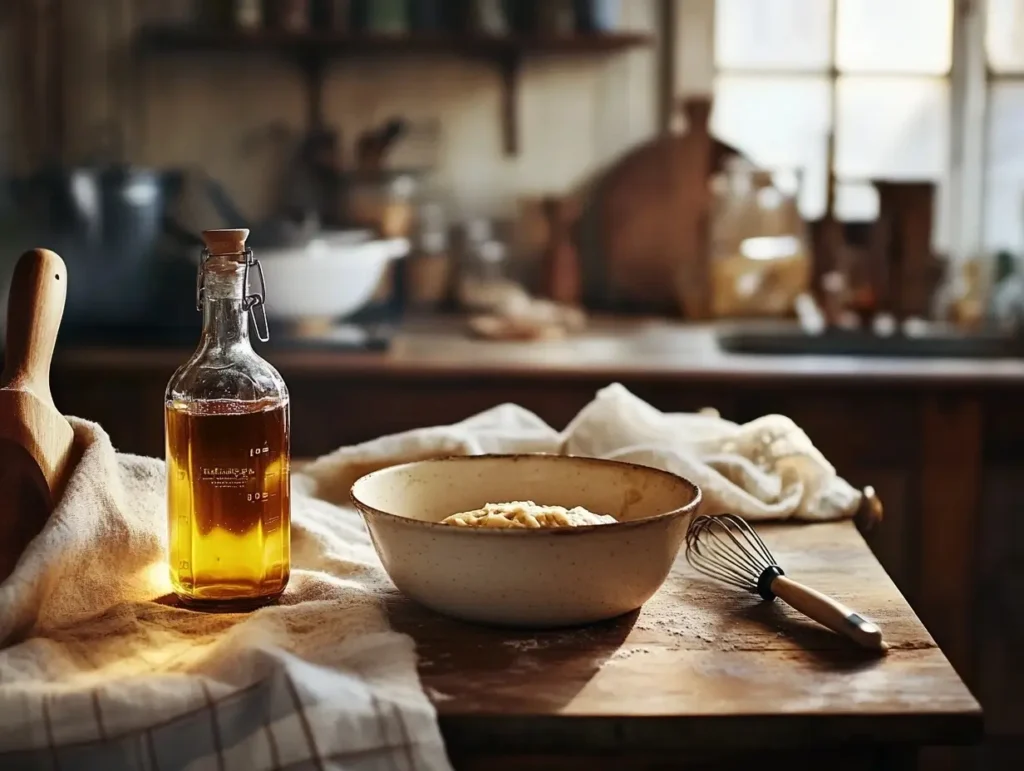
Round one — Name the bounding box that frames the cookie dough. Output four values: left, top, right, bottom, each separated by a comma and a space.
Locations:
441, 501, 617, 529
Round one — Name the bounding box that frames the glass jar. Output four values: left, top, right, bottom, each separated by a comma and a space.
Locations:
343, 173, 420, 307
273, 0, 311, 31
709, 160, 811, 318
165, 229, 291, 610
405, 201, 452, 311
469, 0, 510, 35
361, 0, 408, 33
234, 0, 263, 29
344, 172, 419, 238
457, 218, 519, 311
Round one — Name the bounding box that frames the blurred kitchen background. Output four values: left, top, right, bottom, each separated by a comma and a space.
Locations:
1, 4, 1024, 770
7, 0, 1024, 349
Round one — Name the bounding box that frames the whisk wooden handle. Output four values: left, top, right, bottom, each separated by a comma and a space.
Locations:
771, 575, 888, 652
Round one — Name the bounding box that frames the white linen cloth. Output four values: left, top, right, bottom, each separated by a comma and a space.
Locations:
0, 383, 860, 770
302, 383, 863, 523
0, 420, 452, 771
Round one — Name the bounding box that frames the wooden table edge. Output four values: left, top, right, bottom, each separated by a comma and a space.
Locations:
438, 709, 984, 755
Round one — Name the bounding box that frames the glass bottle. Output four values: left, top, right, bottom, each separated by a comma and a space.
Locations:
709, 160, 811, 318
457, 218, 515, 311
406, 201, 452, 310
165, 229, 291, 610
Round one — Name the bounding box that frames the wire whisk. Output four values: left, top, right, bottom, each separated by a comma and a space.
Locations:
686, 514, 887, 652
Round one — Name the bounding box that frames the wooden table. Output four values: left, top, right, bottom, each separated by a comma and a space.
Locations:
382, 520, 981, 770
49, 318, 1016, 768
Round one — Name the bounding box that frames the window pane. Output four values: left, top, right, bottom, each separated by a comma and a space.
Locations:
835, 0, 953, 74
987, 0, 1024, 73
712, 75, 832, 218
835, 76, 949, 179
984, 83, 1024, 251
715, 0, 832, 71
834, 181, 880, 221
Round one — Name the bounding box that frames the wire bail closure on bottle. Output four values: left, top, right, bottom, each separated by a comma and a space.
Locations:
196, 247, 271, 343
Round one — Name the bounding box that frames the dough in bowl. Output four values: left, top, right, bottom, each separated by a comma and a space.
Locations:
441, 501, 617, 529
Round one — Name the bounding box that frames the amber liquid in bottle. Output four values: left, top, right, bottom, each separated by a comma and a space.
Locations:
166, 399, 291, 607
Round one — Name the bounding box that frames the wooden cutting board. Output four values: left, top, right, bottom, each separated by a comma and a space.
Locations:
0, 249, 75, 581
585, 98, 741, 318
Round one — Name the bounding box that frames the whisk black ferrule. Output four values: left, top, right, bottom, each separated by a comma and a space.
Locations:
756, 565, 785, 601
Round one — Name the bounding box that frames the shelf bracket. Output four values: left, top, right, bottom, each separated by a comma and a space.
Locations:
295, 51, 327, 129
498, 53, 521, 157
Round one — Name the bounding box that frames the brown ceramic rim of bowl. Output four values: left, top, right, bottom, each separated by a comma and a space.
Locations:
349, 453, 703, 537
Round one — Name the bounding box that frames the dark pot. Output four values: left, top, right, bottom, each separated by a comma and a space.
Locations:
8, 165, 184, 325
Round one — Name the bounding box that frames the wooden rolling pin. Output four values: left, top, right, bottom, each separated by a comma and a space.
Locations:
0, 249, 75, 582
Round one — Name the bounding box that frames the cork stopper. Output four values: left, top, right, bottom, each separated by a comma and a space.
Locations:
202, 228, 250, 257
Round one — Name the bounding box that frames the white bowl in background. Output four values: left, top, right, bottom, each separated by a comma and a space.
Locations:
350, 454, 702, 628
258, 234, 408, 322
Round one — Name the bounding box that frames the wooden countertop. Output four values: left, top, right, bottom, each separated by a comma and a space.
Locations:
382, 520, 981, 759
50, 318, 1024, 386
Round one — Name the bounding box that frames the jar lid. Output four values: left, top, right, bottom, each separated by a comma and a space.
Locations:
421, 231, 448, 253
465, 218, 492, 243
202, 228, 250, 256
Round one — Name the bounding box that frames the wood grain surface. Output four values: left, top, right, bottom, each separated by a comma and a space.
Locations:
381, 521, 981, 758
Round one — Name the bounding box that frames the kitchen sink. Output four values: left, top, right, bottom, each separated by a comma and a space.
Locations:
716, 323, 1024, 359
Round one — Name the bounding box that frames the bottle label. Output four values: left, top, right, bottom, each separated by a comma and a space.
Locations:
199, 466, 255, 490
197, 442, 274, 490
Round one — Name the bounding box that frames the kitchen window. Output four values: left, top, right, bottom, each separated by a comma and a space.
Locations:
708, 0, 956, 247
701, 0, 1024, 263
984, 0, 1024, 251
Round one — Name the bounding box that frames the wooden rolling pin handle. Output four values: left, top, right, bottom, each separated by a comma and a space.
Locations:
771, 575, 888, 653
1, 249, 68, 405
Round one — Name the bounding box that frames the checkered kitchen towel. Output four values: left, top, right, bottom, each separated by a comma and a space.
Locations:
0, 419, 452, 771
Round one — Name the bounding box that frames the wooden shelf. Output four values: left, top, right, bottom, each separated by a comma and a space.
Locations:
138, 28, 651, 56
137, 27, 653, 155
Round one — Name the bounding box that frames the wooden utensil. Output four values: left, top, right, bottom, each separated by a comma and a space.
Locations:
590, 97, 741, 316
686, 513, 888, 652
355, 118, 408, 173
0, 249, 75, 582
540, 195, 582, 306
872, 181, 941, 322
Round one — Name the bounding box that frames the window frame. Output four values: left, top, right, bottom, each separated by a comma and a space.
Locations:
706, 0, 979, 261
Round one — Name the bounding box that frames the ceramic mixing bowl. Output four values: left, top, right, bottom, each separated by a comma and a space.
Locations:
258, 234, 408, 321
350, 454, 701, 628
